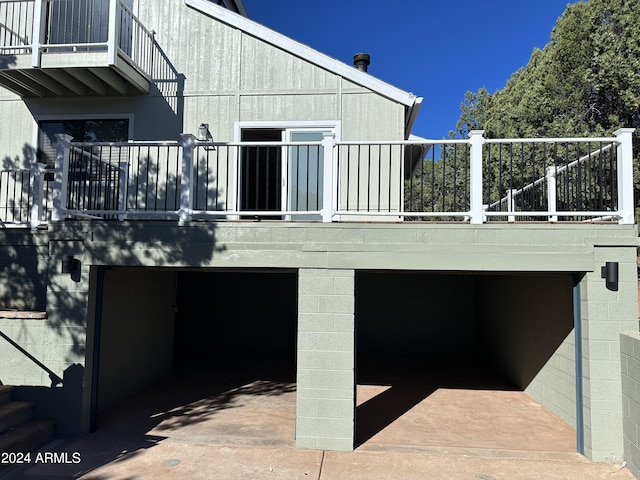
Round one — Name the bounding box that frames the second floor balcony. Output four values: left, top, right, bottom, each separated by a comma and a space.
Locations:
0, 129, 635, 230
0, 0, 153, 97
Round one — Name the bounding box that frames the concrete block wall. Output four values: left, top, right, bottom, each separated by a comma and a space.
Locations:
174, 271, 297, 359
355, 272, 476, 356
97, 268, 177, 413
621, 331, 640, 479
580, 246, 638, 462
45, 241, 90, 379
477, 274, 576, 429
0, 317, 50, 385
0, 238, 91, 436
0, 238, 88, 387
0, 232, 48, 311
524, 331, 577, 429
296, 268, 355, 451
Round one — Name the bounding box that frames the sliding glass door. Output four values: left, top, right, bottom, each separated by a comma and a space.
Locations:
239, 125, 333, 221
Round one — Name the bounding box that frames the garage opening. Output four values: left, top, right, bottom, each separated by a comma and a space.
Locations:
91, 267, 298, 446
355, 271, 577, 452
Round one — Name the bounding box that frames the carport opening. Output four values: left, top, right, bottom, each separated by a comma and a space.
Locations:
91, 268, 298, 446
355, 270, 577, 452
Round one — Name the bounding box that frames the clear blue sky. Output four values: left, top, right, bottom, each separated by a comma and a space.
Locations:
242, 0, 572, 139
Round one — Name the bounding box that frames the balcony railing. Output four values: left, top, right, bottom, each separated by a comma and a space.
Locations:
0, 0, 33, 55
0, 0, 154, 79
0, 129, 635, 230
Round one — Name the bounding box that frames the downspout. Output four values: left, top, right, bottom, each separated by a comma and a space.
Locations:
573, 273, 584, 455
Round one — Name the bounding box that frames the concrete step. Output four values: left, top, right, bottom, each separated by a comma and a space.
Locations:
0, 401, 34, 434
0, 419, 56, 454
0, 385, 13, 405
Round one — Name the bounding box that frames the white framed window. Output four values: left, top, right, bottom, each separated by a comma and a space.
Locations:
34, 114, 133, 168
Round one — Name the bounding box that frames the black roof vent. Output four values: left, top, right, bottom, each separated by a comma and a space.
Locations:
353, 53, 370, 72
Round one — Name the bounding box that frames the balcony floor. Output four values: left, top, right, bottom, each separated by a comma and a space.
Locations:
0, 51, 149, 96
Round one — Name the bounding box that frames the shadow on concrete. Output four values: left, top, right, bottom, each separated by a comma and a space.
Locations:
355, 354, 518, 448
96, 352, 296, 438
9, 353, 296, 479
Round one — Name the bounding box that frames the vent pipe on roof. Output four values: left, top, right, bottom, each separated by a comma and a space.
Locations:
353, 53, 370, 72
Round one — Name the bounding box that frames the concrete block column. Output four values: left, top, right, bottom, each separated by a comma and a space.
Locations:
296, 268, 355, 451
621, 331, 640, 479
580, 246, 638, 462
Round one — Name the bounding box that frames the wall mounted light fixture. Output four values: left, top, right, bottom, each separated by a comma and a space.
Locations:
61, 255, 81, 279
198, 123, 213, 142
601, 261, 619, 291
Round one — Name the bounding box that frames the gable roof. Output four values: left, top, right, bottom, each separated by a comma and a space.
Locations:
185, 0, 423, 137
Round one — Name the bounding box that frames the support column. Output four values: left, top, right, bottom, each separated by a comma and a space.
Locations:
580, 245, 638, 462
296, 268, 355, 451
468, 130, 485, 225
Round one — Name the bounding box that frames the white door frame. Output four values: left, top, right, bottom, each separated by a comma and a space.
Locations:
233, 121, 341, 217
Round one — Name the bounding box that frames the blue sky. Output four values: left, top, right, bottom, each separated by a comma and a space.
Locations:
242, 0, 572, 139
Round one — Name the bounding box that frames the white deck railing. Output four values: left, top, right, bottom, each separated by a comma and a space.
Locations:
0, 0, 154, 78
0, 129, 635, 230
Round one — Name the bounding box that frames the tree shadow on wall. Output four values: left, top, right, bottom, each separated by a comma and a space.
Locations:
0, 144, 233, 446
0, 54, 17, 69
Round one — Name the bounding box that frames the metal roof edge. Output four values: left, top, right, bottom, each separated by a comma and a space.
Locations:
184, 0, 419, 108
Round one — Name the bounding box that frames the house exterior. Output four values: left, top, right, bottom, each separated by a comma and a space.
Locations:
0, 0, 639, 473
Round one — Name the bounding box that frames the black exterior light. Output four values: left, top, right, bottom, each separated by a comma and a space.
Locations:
601, 261, 619, 291
198, 123, 213, 141
61, 255, 81, 280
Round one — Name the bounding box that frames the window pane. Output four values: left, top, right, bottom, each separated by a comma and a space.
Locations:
38, 119, 129, 168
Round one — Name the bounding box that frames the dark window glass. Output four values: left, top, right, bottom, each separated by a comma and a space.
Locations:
38, 119, 129, 168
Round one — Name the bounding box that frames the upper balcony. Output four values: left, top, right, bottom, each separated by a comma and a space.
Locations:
0, 129, 635, 230
0, 0, 153, 97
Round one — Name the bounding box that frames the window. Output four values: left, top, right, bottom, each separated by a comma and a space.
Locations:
38, 118, 129, 168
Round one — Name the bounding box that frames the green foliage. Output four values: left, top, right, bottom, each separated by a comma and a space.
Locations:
438, 0, 640, 221
474, 0, 640, 139
449, 88, 491, 138
404, 143, 471, 220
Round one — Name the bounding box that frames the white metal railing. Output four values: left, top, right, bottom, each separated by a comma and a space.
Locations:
0, 129, 635, 229
0, 0, 34, 54
0, 162, 45, 230
0, 0, 154, 78
480, 133, 631, 223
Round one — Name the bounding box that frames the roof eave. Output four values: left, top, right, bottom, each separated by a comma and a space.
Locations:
405, 97, 423, 139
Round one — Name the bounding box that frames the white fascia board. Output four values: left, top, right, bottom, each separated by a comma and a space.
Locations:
405, 97, 423, 138
184, 0, 419, 109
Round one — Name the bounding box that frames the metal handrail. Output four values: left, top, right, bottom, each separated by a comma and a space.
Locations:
0, 329, 63, 386
489, 141, 618, 209
0, 132, 632, 227
0, 0, 155, 77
